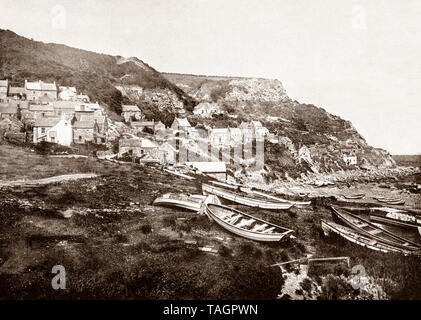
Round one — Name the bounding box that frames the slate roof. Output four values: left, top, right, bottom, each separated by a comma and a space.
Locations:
52, 101, 80, 110
34, 117, 60, 127
29, 104, 54, 111
174, 118, 191, 127
0, 105, 17, 114
73, 120, 95, 129
26, 80, 57, 91
122, 105, 141, 112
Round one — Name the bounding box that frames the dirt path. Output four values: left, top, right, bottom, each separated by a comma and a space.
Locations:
0, 173, 99, 188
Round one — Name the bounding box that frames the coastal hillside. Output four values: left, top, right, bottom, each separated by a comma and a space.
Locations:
0, 29, 396, 179
0, 29, 196, 120
164, 73, 396, 180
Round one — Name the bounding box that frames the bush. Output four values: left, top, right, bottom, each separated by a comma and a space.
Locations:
219, 245, 232, 257
300, 277, 313, 292
141, 224, 152, 234
320, 275, 356, 300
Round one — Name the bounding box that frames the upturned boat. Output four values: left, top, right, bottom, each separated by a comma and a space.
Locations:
205, 203, 294, 241
153, 193, 221, 213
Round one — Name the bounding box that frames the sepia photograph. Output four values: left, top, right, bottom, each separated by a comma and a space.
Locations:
0, 0, 420, 309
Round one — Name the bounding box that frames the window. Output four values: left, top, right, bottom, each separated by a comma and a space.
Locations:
41, 128, 45, 134
51, 137, 55, 142
79, 136, 82, 142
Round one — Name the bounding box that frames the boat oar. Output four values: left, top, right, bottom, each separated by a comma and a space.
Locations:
270, 257, 311, 267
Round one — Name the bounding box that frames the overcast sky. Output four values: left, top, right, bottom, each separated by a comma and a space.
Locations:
1, 0, 420, 154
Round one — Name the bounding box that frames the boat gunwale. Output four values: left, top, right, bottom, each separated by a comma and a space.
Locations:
250, 189, 311, 206
202, 183, 294, 209
330, 206, 421, 250
369, 214, 421, 228
320, 219, 403, 254
205, 203, 294, 236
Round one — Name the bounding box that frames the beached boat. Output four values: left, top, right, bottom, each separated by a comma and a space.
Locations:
384, 199, 405, 205
373, 196, 405, 205
153, 193, 221, 213
330, 206, 421, 251
247, 189, 311, 208
205, 203, 294, 241
340, 193, 365, 200
321, 219, 411, 254
339, 206, 421, 235
209, 180, 242, 190
314, 180, 335, 187
202, 183, 294, 210
163, 169, 195, 180
368, 207, 421, 230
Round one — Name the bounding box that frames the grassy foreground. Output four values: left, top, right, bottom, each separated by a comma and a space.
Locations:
0, 144, 421, 299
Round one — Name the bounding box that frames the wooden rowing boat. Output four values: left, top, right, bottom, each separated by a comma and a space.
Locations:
209, 180, 242, 190
330, 206, 421, 251
153, 193, 221, 213
247, 189, 311, 208
202, 183, 294, 210
383, 199, 405, 205
339, 206, 421, 235
369, 207, 421, 230
321, 220, 411, 254
340, 193, 365, 200
163, 169, 195, 180
373, 196, 405, 205
205, 203, 294, 241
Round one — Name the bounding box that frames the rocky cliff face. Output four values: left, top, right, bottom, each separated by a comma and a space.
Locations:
163, 72, 396, 179
163, 73, 290, 103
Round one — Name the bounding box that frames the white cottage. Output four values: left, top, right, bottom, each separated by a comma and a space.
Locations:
343, 154, 357, 165
46, 119, 73, 146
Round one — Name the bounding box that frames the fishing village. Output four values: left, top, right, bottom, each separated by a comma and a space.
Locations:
1, 118, 420, 299
1, 1, 421, 301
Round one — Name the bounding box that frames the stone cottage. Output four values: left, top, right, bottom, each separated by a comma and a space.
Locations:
171, 117, 191, 132
121, 105, 143, 122
25, 80, 57, 102
0, 80, 8, 101
72, 120, 97, 144
209, 128, 230, 145
33, 117, 60, 143
118, 138, 158, 158
45, 119, 73, 146
0, 104, 17, 120
58, 86, 77, 101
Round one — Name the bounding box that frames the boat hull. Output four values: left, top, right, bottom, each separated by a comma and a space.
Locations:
202, 184, 293, 210
250, 189, 311, 207
205, 203, 294, 242
321, 220, 406, 254
341, 194, 365, 200
330, 206, 421, 251
153, 194, 220, 213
